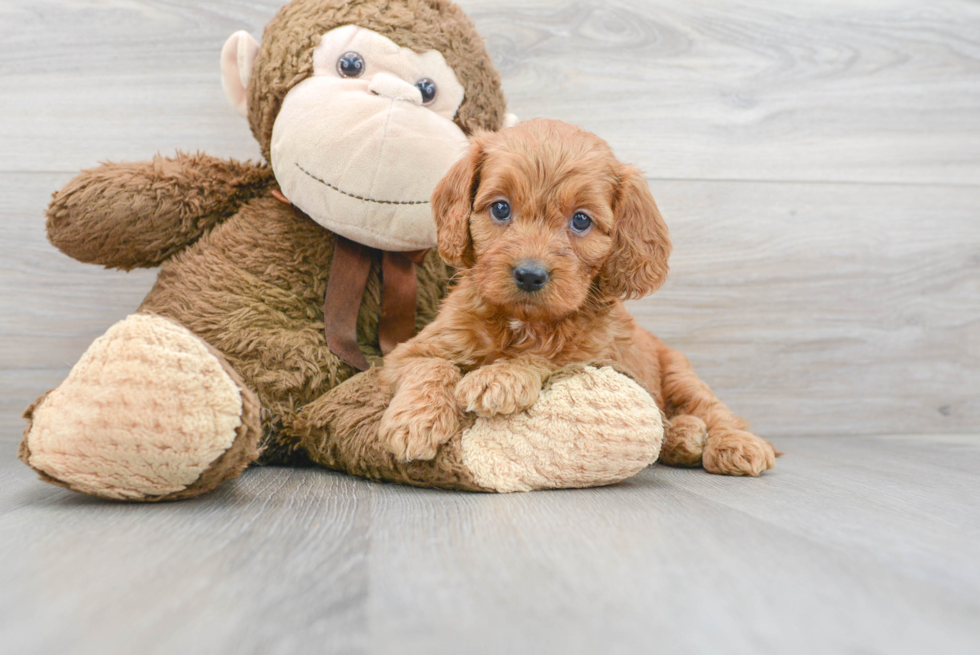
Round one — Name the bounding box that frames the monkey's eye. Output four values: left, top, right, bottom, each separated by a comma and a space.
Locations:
337, 52, 365, 78
490, 201, 511, 222
416, 78, 437, 105
570, 212, 592, 233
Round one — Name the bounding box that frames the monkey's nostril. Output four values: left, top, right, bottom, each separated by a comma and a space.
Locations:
512, 262, 550, 293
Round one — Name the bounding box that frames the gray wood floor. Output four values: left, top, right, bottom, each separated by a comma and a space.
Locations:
2, 1, 980, 653
2, 436, 979, 655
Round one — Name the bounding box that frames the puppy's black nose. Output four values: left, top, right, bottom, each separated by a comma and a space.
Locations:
513, 261, 550, 293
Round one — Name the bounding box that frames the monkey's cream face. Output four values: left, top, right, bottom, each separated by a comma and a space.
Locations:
270, 25, 470, 251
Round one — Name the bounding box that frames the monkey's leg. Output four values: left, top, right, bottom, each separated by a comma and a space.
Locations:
20, 314, 262, 501
292, 364, 663, 493
658, 345, 777, 476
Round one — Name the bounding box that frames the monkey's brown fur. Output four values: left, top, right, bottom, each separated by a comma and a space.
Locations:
25, 0, 506, 490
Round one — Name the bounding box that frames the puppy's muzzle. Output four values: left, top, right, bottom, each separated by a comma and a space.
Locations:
513, 260, 550, 293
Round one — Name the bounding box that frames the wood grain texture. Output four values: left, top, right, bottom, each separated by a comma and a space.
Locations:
634, 179, 980, 436
3, 436, 979, 654
0, 0, 978, 440
473, 0, 980, 185
3, 0, 979, 183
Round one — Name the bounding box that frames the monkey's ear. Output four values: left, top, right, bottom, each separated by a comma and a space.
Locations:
431, 139, 484, 268
601, 165, 672, 299
221, 30, 260, 118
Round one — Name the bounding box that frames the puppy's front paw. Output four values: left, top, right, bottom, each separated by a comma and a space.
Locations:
379, 390, 460, 462
456, 364, 541, 417
702, 429, 777, 477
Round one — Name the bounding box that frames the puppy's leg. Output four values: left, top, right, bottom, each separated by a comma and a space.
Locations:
456, 357, 554, 418
379, 357, 462, 462
658, 346, 777, 476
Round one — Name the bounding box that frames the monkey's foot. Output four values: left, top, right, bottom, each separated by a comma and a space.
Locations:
459, 365, 663, 492
20, 314, 262, 501
293, 364, 663, 493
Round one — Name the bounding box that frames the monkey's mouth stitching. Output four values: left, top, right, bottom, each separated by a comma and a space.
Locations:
296, 164, 429, 206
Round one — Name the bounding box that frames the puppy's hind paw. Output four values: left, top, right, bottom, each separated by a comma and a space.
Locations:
456, 364, 541, 418
660, 414, 708, 467
702, 429, 777, 477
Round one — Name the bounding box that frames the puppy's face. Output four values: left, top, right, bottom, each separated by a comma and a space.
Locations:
432, 119, 671, 321
466, 128, 619, 320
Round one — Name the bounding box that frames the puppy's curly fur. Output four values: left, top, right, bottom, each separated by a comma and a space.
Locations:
379, 119, 777, 476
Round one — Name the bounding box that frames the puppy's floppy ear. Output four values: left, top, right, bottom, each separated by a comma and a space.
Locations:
601, 165, 672, 299
431, 137, 484, 268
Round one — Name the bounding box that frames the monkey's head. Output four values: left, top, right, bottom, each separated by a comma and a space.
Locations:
221, 0, 510, 252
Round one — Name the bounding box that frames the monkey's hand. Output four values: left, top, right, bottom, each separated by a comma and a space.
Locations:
46, 152, 272, 270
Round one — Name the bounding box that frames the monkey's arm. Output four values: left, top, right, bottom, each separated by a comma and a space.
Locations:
46, 152, 273, 269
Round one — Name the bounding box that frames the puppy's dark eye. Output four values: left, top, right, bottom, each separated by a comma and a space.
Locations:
416, 78, 437, 105
490, 201, 511, 222
337, 52, 365, 78
570, 212, 592, 233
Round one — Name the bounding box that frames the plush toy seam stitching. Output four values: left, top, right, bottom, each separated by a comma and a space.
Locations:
296, 163, 430, 205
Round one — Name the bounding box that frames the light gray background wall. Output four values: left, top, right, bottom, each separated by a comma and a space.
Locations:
2, 0, 978, 439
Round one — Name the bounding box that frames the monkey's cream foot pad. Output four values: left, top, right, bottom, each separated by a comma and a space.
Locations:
20, 314, 262, 501
460, 365, 664, 492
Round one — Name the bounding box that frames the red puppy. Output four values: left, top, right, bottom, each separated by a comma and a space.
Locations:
379, 119, 777, 476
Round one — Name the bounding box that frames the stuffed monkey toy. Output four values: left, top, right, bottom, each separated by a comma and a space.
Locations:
19, 0, 665, 500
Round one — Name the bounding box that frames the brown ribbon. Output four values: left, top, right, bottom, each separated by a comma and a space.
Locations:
279, 193, 426, 371
379, 249, 425, 356
323, 236, 375, 371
